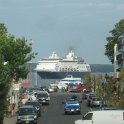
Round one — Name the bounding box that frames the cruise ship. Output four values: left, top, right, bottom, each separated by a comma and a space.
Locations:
35, 51, 91, 79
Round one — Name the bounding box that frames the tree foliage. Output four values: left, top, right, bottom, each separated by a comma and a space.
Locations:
105, 19, 124, 63
83, 72, 92, 90
0, 23, 36, 123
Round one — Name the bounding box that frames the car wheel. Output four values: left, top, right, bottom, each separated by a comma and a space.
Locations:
38, 113, 41, 117
64, 111, 67, 115
79, 111, 81, 114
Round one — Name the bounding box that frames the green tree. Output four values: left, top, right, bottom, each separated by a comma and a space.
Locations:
0, 23, 36, 123
83, 72, 92, 90
93, 74, 103, 97
105, 19, 124, 63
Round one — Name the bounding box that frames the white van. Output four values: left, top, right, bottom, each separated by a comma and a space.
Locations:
75, 110, 124, 124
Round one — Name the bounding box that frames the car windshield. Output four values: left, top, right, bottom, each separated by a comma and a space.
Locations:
25, 102, 40, 106
37, 93, 48, 98
93, 98, 100, 101
19, 108, 36, 115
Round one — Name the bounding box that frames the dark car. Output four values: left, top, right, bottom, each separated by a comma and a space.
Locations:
25, 100, 42, 117
62, 94, 82, 114
36, 91, 50, 105
17, 105, 38, 124
86, 92, 95, 106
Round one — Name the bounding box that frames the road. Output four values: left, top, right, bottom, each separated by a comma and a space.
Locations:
37, 92, 90, 124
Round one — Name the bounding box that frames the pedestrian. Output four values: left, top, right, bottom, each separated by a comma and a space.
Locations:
18, 99, 22, 108
7, 103, 13, 117
11, 103, 15, 116
21, 95, 28, 105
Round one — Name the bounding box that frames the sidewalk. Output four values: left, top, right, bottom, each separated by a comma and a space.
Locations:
3, 115, 17, 124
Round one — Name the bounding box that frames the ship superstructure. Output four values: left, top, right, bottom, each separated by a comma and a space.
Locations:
35, 51, 91, 79
35, 51, 62, 72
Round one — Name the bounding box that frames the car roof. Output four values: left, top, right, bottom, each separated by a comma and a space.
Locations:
88, 110, 124, 113
92, 96, 101, 99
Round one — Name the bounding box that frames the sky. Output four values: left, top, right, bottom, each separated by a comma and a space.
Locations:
0, 0, 124, 64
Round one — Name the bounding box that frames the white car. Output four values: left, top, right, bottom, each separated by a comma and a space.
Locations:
48, 86, 54, 93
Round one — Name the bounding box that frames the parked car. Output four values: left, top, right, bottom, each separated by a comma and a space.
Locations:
17, 105, 38, 124
90, 97, 102, 107
36, 91, 50, 105
25, 100, 42, 117
62, 94, 82, 115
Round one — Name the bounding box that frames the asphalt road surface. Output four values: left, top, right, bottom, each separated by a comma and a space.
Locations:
37, 92, 90, 124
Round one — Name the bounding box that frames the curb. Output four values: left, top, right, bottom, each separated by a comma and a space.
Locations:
4, 116, 17, 124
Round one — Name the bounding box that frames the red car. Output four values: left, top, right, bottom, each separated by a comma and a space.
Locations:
67, 83, 83, 93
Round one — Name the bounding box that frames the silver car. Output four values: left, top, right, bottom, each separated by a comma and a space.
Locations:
90, 97, 102, 107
